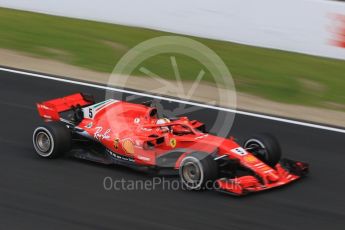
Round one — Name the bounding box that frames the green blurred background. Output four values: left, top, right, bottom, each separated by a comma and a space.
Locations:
0, 7, 344, 111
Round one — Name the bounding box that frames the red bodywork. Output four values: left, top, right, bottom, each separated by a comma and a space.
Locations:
37, 93, 308, 195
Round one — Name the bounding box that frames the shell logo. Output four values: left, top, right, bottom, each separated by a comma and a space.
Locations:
122, 139, 135, 155
244, 155, 258, 163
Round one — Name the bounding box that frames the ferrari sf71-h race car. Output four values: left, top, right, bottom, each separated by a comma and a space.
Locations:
33, 93, 308, 195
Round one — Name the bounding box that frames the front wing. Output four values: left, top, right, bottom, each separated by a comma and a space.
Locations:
216, 159, 309, 195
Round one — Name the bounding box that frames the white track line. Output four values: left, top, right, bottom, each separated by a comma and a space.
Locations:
1, 66, 345, 134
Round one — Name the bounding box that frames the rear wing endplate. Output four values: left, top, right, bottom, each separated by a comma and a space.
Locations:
36, 93, 94, 120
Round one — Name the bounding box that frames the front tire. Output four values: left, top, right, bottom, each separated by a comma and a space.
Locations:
33, 122, 71, 158
179, 152, 218, 190
244, 134, 281, 167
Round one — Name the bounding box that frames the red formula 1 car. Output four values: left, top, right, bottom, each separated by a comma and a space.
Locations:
33, 93, 308, 195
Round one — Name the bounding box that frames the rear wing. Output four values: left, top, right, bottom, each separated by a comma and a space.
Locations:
36, 93, 94, 121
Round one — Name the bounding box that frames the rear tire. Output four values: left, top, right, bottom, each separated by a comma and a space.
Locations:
179, 152, 218, 190
244, 134, 281, 167
33, 122, 71, 158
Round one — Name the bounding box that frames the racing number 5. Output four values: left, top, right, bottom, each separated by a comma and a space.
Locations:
88, 108, 93, 118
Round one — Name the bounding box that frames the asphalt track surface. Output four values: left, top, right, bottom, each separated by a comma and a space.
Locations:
0, 68, 344, 230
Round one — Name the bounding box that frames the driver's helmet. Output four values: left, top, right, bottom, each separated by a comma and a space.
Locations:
156, 118, 171, 132
156, 118, 170, 125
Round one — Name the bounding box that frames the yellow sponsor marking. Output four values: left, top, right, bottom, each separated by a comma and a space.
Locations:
170, 138, 177, 148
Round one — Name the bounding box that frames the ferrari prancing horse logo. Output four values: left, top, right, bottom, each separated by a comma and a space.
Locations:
170, 138, 177, 148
